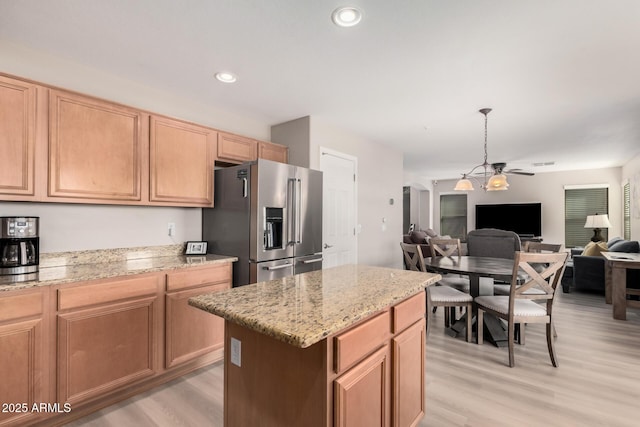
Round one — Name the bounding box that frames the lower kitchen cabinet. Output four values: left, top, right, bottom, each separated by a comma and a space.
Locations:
392, 319, 426, 427
56, 274, 162, 405
0, 288, 49, 427
334, 344, 391, 427
165, 264, 231, 368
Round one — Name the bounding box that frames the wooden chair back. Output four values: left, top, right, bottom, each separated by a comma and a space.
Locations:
523, 241, 564, 253
429, 238, 462, 258
509, 251, 569, 302
400, 242, 427, 272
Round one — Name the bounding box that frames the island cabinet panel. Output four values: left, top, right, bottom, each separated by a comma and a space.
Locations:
149, 116, 216, 206
391, 320, 425, 427
217, 132, 257, 164
48, 90, 147, 203
334, 344, 391, 427
257, 140, 288, 163
0, 75, 47, 201
56, 274, 162, 406
334, 311, 391, 374
165, 265, 231, 368
0, 289, 49, 427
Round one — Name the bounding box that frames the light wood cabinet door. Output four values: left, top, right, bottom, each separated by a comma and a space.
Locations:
257, 140, 288, 163
0, 290, 46, 427
217, 132, 257, 163
165, 282, 228, 368
48, 90, 147, 203
149, 116, 216, 206
56, 275, 161, 405
0, 76, 43, 200
391, 320, 425, 427
334, 344, 391, 427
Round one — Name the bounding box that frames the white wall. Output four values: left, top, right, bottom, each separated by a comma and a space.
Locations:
0, 41, 273, 253
308, 118, 404, 269
621, 152, 640, 241
432, 167, 623, 246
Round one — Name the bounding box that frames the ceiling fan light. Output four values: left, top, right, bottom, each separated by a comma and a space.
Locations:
454, 177, 474, 191
486, 173, 509, 191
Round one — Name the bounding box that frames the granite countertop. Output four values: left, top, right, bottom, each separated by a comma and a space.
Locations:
189, 264, 440, 348
0, 244, 237, 292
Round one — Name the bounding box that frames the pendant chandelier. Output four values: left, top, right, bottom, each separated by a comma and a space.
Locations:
454, 108, 509, 191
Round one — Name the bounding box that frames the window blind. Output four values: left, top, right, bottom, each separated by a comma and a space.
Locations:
564, 187, 608, 248
440, 194, 467, 241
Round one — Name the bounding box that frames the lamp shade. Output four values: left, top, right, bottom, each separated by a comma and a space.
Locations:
584, 214, 612, 229
454, 177, 474, 191
486, 173, 509, 191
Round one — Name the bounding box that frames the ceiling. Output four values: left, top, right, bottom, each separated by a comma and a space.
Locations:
2, 0, 640, 180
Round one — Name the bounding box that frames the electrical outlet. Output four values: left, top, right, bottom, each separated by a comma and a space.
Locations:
230, 337, 241, 367
168, 222, 176, 237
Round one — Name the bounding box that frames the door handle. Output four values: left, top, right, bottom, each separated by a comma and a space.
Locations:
262, 263, 293, 271
323, 243, 333, 249
302, 258, 323, 264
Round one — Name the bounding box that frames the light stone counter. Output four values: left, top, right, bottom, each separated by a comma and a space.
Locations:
0, 244, 236, 292
189, 264, 440, 348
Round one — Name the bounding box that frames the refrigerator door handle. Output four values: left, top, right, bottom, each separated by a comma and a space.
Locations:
242, 177, 248, 198
295, 179, 302, 244
287, 178, 297, 246
262, 262, 294, 271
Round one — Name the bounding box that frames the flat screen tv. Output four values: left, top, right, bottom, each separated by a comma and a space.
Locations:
475, 203, 542, 237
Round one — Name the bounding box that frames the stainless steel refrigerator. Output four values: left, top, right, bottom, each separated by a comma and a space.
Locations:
202, 159, 323, 286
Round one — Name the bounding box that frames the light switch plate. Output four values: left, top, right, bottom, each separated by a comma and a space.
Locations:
230, 337, 241, 367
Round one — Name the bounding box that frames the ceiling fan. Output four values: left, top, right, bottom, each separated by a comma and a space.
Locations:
486, 162, 535, 177
454, 108, 534, 192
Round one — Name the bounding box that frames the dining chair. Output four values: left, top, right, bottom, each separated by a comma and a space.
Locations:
400, 242, 473, 342
475, 251, 569, 367
523, 241, 564, 253
428, 238, 471, 292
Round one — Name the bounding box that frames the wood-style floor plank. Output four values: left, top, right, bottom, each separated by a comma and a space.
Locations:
65, 291, 640, 427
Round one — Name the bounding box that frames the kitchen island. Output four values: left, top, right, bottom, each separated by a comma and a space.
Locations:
189, 264, 440, 427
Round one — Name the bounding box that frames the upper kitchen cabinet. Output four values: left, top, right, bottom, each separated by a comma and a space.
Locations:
217, 132, 257, 164
0, 75, 47, 201
258, 140, 288, 163
149, 116, 216, 206
48, 90, 148, 204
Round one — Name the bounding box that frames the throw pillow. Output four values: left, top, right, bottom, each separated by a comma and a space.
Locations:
608, 240, 639, 253
607, 237, 623, 247
424, 228, 438, 238
409, 230, 428, 244
581, 241, 608, 257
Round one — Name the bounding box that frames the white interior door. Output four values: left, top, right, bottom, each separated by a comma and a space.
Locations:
320, 148, 357, 268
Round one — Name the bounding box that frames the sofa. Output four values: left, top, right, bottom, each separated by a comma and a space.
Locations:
568, 237, 640, 294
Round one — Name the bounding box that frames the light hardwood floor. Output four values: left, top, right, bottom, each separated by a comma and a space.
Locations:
65, 291, 640, 427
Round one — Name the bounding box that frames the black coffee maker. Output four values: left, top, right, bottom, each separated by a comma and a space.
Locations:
0, 216, 39, 282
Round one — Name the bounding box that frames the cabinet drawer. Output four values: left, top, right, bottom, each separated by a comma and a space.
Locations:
58, 274, 160, 311
166, 263, 231, 292
334, 311, 390, 374
392, 292, 425, 334
0, 290, 43, 323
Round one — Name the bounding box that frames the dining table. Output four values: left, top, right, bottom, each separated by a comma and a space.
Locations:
424, 255, 521, 347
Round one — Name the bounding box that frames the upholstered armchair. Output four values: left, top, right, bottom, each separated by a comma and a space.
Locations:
466, 228, 522, 259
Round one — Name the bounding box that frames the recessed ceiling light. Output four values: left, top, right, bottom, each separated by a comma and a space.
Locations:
215, 72, 237, 83
331, 6, 362, 27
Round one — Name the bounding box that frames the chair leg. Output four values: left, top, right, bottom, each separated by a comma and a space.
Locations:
508, 320, 515, 368
477, 309, 484, 344
517, 323, 525, 345
547, 322, 559, 367
465, 305, 472, 343
552, 321, 557, 338
444, 306, 450, 327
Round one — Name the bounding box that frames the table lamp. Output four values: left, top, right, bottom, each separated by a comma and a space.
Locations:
584, 213, 612, 242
